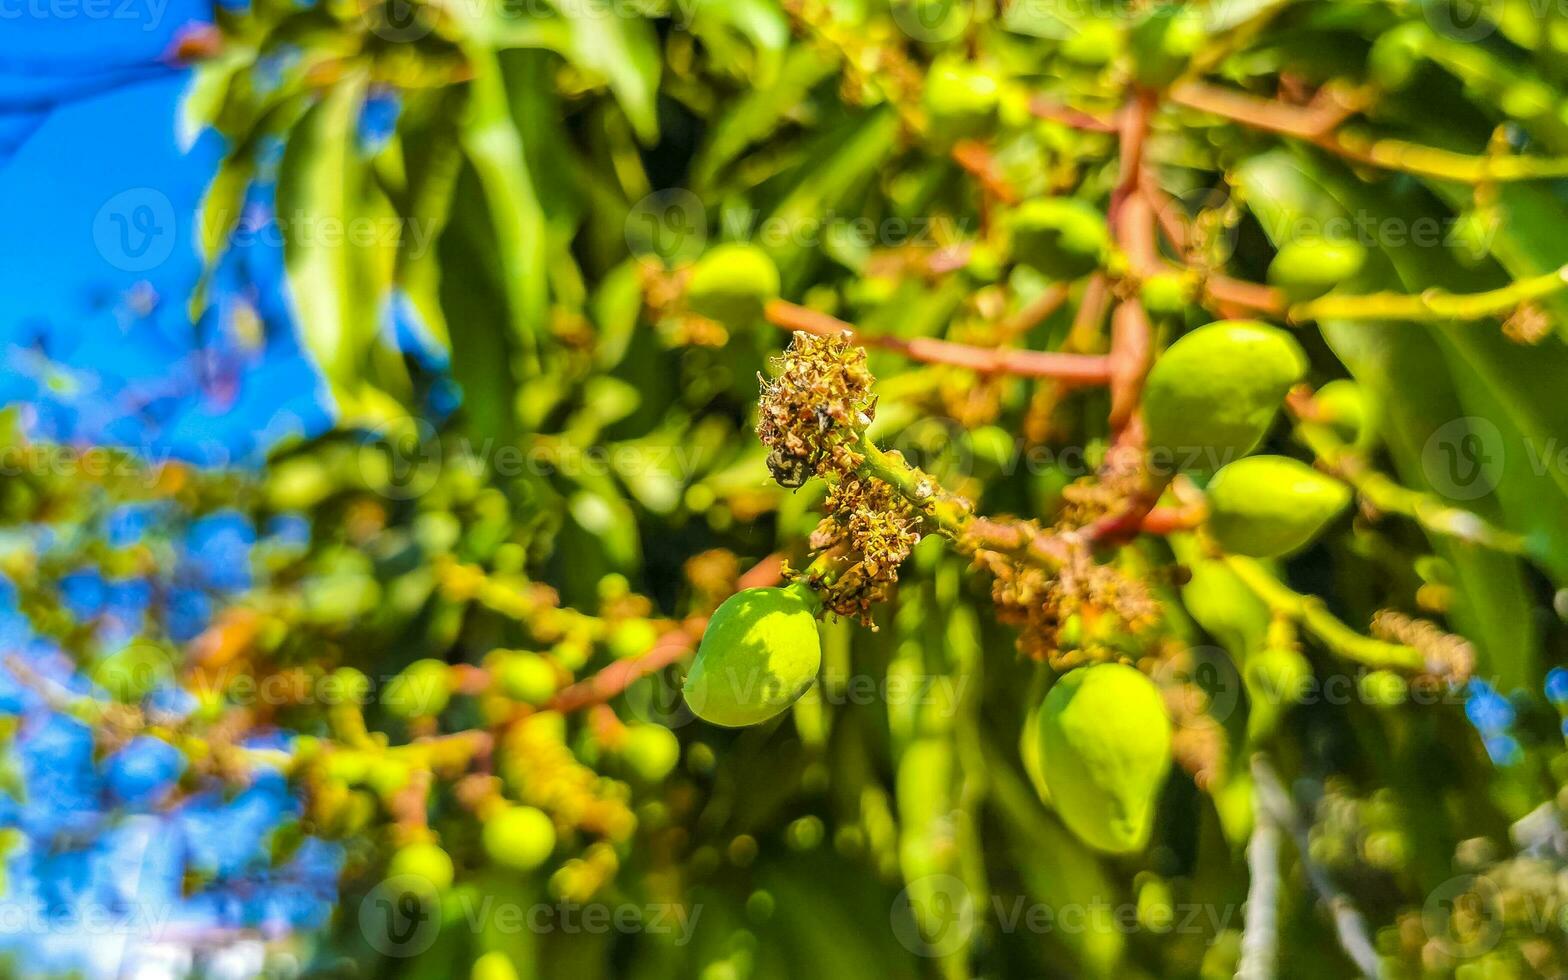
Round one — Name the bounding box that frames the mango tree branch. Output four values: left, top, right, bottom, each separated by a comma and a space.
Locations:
1287, 263, 1568, 322
1170, 81, 1568, 184
1223, 555, 1425, 671
763, 299, 1113, 385
1289, 402, 1529, 555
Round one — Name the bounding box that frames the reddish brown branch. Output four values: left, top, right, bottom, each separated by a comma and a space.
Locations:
951, 140, 1020, 204
1027, 94, 1121, 133
764, 299, 1113, 385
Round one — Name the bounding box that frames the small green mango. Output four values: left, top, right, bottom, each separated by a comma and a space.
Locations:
498, 653, 557, 706
684, 585, 822, 727
1368, 23, 1430, 90
1060, 20, 1125, 67
1139, 272, 1190, 318
482, 804, 556, 871
1205, 456, 1351, 557
1314, 379, 1373, 448
1008, 199, 1110, 280
1036, 663, 1172, 854
923, 59, 1000, 143
1129, 5, 1206, 88
620, 724, 681, 781
1267, 238, 1367, 302
686, 243, 780, 325
1141, 320, 1307, 472
388, 841, 454, 891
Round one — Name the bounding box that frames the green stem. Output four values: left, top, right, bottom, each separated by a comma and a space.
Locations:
1223, 556, 1424, 671
1295, 421, 1530, 555
1289, 263, 1568, 322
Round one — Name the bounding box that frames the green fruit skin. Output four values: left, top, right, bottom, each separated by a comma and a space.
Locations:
383, 659, 453, 719
686, 243, 780, 325
1141, 321, 1308, 472
1130, 6, 1206, 88
923, 60, 1000, 143
1035, 663, 1173, 854
684, 585, 822, 727
499, 654, 557, 706
1205, 456, 1351, 558
1139, 273, 1189, 318
1061, 20, 1124, 67
482, 805, 557, 871
621, 724, 681, 781
1267, 239, 1367, 302
1314, 379, 1372, 448
472, 952, 521, 980
1369, 24, 1431, 91
1008, 199, 1110, 280
388, 842, 455, 891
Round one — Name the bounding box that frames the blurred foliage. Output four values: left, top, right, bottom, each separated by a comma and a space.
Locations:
22, 0, 1568, 977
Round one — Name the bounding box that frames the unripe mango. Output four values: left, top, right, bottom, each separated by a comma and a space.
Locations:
1267, 238, 1367, 302
923, 59, 1000, 144
686, 243, 780, 325
498, 653, 557, 706
1061, 20, 1124, 67
1007, 199, 1110, 280
1141, 321, 1307, 472
684, 585, 822, 727
620, 724, 681, 781
1139, 272, 1189, 318
388, 841, 454, 891
383, 659, 453, 719
1204, 456, 1351, 558
482, 804, 556, 871
1036, 663, 1172, 854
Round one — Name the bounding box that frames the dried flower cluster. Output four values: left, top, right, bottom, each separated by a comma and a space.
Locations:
978, 536, 1162, 669
1372, 610, 1477, 684
756, 331, 876, 487
808, 473, 921, 625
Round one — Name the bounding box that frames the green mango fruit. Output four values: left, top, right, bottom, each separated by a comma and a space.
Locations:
1359, 670, 1408, 707
686, 243, 780, 325
1267, 238, 1367, 302
383, 659, 453, 719
1139, 272, 1190, 318
1008, 199, 1110, 280
923, 59, 1001, 143
1036, 663, 1172, 854
1313, 379, 1374, 448
1142, 320, 1308, 472
498, 653, 557, 706
1205, 456, 1351, 557
684, 584, 823, 727
1368, 23, 1430, 90
388, 841, 455, 891
620, 724, 681, 781
1129, 5, 1206, 88
482, 804, 557, 871
1061, 20, 1125, 67
472, 952, 521, 980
